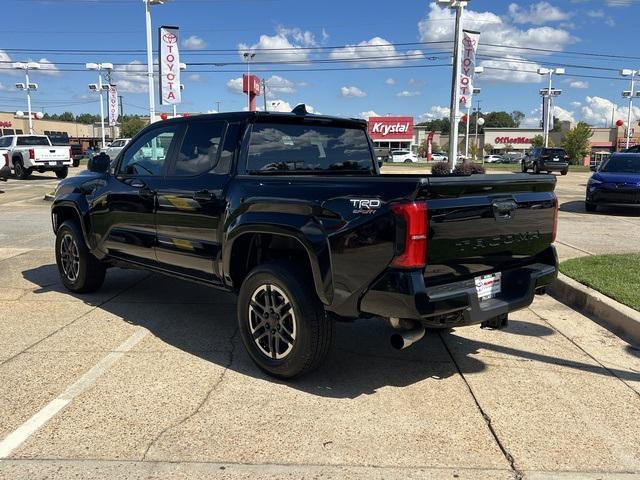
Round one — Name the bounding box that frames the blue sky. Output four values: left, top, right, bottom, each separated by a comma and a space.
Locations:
0, 0, 638, 127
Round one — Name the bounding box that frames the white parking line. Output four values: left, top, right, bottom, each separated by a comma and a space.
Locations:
0, 327, 150, 460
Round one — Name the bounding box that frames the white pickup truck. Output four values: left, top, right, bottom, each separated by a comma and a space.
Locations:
0, 134, 72, 180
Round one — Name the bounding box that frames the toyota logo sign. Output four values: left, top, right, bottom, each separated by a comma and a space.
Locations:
162, 33, 177, 44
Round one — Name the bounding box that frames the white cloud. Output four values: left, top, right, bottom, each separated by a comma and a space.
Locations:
340, 86, 367, 98
418, 2, 575, 83
554, 105, 575, 123
187, 73, 205, 82
238, 26, 317, 62
605, 0, 632, 6
396, 90, 421, 97
182, 35, 207, 50
35, 58, 60, 76
330, 37, 423, 66
605, 17, 616, 27
385, 78, 396, 85
508, 2, 571, 25
359, 110, 380, 120
420, 105, 450, 120
226, 76, 244, 94
265, 75, 296, 95
580, 96, 640, 127
569, 80, 589, 89
0, 51, 60, 77
113, 61, 148, 93
479, 55, 543, 83
586, 9, 605, 17
571, 101, 582, 108
408, 78, 427, 87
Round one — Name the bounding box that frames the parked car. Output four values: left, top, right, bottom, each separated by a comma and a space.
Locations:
104, 138, 131, 161
620, 145, 640, 153
522, 147, 569, 175
431, 152, 448, 162
585, 153, 640, 212
0, 134, 72, 179
390, 149, 418, 163
483, 154, 505, 163
51, 109, 558, 378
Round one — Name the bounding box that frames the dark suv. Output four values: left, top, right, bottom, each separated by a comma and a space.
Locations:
522, 147, 569, 175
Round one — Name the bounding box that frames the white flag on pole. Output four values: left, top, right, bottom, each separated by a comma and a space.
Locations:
159, 25, 181, 105
108, 85, 118, 127
459, 30, 480, 111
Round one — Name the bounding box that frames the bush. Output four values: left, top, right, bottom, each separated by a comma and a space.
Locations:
453, 162, 486, 175
430, 162, 450, 175
431, 161, 486, 176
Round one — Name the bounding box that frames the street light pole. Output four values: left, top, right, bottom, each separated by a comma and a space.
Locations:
86, 62, 113, 149
621, 69, 637, 149
13, 62, 40, 134
144, 0, 156, 123
443, 0, 467, 172
537, 67, 565, 148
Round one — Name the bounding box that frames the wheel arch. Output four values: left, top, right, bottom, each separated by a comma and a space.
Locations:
51, 200, 92, 250
223, 224, 333, 306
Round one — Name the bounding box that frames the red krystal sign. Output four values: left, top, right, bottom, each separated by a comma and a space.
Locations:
368, 116, 414, 140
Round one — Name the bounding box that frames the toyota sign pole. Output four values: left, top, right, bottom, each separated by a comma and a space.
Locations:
108, 84, 119, 132
440, 0, 469, 172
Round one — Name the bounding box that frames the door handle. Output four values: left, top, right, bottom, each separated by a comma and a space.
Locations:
193, 190, 214, 201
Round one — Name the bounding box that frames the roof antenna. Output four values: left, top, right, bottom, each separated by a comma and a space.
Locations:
291, 104, 308, 115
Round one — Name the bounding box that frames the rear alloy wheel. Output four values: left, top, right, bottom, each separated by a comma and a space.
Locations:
521, 162, 527, 173
238, 261, 333, 378
561, 169, 568, 176
404, 158, 412, 163
534, 162, 541, 174
14, 160, 31, 180
55, 167, 69, 179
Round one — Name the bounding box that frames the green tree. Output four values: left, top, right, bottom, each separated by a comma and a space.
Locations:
439, 143, 449, 154
416, 117, 451, 135
121, 116, 148, 138
57, 111, 75, 122
532, 134, 544, 147
562, 122, 592, 164
483, 143, 493, 154
511, 110, 525, 127
484, 111, 517, 128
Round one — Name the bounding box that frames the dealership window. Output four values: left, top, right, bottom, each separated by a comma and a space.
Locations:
15, 129, 23, 134
2, 129, 15, 136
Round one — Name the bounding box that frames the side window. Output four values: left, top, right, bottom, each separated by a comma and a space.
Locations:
119, 126, 178, 176
173, 121, 225, 176
0, 137, 10, 148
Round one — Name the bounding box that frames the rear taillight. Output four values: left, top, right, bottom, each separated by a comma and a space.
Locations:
551, 193, 558, 243
69, 147, 73, 159
541, 155, 550, 160
2, 153, 8, 166
563, 156, 569, 160
390, 202, 428, 269
28, 148, 35, 160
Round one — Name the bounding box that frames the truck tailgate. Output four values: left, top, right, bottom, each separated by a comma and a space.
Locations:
33, 147, 70, 162
420, 174, 556, 285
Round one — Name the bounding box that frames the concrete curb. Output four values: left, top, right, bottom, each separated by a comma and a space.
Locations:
43, 192, 55, 202
549, 272, 640, 344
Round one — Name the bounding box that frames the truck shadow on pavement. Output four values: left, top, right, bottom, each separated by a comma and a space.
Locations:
23, 263, 640, 399
560, 200, 640, 216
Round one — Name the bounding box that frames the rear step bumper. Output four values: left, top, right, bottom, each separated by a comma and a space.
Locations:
360, 248, 558, 326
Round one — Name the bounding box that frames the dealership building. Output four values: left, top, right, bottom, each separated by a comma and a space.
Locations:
368, 115, 637, 163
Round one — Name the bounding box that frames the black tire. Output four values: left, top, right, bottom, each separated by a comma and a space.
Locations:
55, 167, 69, 179
13, 159, 31, 180
404, 159, 411, 163
237, 261, 334, 379
585, 201, 597, 213
73, 158, 80, 168
55, 220, 106, 293
534, 162, 541, 174
521, 162, 527, 173
561, 169, 568, 176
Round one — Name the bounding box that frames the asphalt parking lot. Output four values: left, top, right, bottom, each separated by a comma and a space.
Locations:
0, 169, 639, 479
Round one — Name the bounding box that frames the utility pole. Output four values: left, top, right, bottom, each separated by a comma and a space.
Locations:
262, 79, 268, 112
216, 101, 222, 112
444, 0, 468, 172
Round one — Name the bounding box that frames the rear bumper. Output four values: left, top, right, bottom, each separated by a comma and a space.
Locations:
541, 162, 568, 171
360, 247, 558, 327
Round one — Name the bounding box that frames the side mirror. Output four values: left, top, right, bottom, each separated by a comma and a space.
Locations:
0, 165, 10, 181
88, 152, 110, 173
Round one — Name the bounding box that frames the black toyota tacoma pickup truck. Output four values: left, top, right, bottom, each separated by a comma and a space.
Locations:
51, 109, 558, 378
